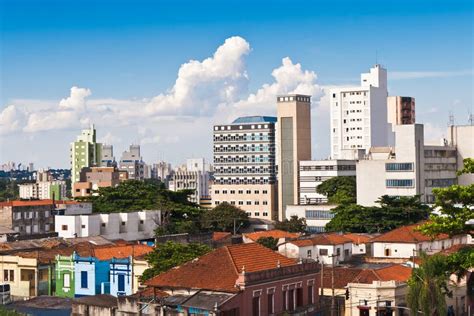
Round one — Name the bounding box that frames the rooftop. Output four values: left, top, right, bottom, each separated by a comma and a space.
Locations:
289, 234, 353, 247
231, 116, 277, 125
146, 242, 296, 293
0, 199, 83, 207
243, 229, 299, 242
92, 244, 153, 261
370, 223, 449, 243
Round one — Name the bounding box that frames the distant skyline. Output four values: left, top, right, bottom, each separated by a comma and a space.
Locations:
1, 0, 473, 168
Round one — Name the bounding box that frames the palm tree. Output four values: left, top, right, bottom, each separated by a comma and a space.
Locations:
407, 252, 450, 316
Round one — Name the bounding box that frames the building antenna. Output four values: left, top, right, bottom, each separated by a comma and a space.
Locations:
448, 111, 455, 127
468, 111, 473, 126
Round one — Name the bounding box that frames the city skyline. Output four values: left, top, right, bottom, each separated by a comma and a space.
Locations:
1, 0, 473, 168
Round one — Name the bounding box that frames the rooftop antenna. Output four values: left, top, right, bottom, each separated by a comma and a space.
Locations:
448, 111, 455, 127
468, 112, 473, 126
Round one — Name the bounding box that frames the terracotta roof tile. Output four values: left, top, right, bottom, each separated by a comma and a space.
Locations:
92, 244, 153, 260
289, 234, 352, 247
321, 268, 362, 288
146, 243, 297, 293
352, 264, 412, 284
342, 233, 371, 244
371, 223, 449, 243
0, 199, 81, 207
213, 232, 231, 241
244, 230, 299, 242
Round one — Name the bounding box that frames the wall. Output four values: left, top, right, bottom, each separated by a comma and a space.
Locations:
0, 255, 38, 298
56, 255, 75, 298
109, 259, 132, 297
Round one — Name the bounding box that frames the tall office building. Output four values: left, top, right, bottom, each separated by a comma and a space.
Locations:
387, 96, 416, 128
100, 144, 116, 167
70, 125, 102, 184
330, 65, 390, 160
119, 145, 145, 180
212, 116, 277, 220
277, 95, 312, 220
169, 158, 211, 205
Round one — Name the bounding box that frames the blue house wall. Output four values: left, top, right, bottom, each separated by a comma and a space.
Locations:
109, 257, 132, 297
73, 254, 111, 297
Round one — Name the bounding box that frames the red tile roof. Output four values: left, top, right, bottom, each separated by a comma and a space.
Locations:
244, 230, 299, 242
146, 243, 297, 293
371, 224, 449, 243
352, 264, 412, 284
289, 234, 352, 247
213, 232, 231, 241
439, 244, 473, 255
342, 233, 371, 244
92, 244, 153, 260
321, 268, 363, 288
0, 199, 82, 207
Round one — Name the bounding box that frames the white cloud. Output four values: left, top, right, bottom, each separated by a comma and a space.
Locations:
0, 105, 26, 135
98, 132, 122, 145
389, 69, 473, 80
59, 86, 91, 111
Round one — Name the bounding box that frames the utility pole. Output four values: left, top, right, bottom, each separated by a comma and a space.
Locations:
330, 254, 337, 316
320, 258, 324, 307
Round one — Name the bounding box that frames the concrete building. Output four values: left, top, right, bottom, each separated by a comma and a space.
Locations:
212, 116, 278, 220
387, 96, 416, 128
299, 160, 356, 205
169, 158, 211, 204
73, 167, 121, 198
119, 145, 145, 180
448, 124, 474, 185
150, 161, 172, 183
0, 200, 55, 239
54, 210, 161, 241
330, 65, 390, 160
100, 144, 116, 167
18, 180, 67, 200
285, 204, 337, 233
70, 125, 102, 184
277, 95, 312, 220
357, 124, 459, 206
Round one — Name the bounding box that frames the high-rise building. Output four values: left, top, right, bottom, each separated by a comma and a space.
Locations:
151, 161, 172, 183
119, 145, 145, 180
387, 96, 416, 128
330, 65, 390, 160
70, 125, 102, 184
169, 158, 211, 205
212, 116, 278, 220
447, 124, 474, 186
73, 166, 121, 197
276, 95, 312, 220
100, 144, 116, 167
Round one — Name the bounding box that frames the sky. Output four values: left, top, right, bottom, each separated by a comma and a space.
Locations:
1, 0, 473, 169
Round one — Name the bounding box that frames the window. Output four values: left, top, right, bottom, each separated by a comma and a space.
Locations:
254, 190, 259, 194
81, 271, 88, 288
305, 210, 335, 220
307, 250, 312, 258
101, 223, 106, 227
246, 201, 252, 205
308, 285, 314, 304
61, 225, 68, 231
81, 225, 86, 229
254, 212, 260, 217
296, 288, 303, 307
262, 212, 268, 217
214, 190, 220, 194
263, 201, 268, 205
283, 290, 288, 310
386, 179, 414, 187
121, 221, 126, 226
118, 274, 125, 292
319, 249, 328, 256
288, 289, 295, 311
336, 248, 341, 256
4, 270, 14, 282
262, 190, 268, 194
385, 163, 414, 171
64, 273, 70, 288
267, 293, 274, 314
252, 296, 260, 316
140, 220, 144, 224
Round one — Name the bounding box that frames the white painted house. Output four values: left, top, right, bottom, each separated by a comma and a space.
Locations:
370, 223, 468, 258
278, 234, 353, 265
55, 210, 161, 241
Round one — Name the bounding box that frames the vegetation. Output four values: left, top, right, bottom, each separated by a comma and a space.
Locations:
0, 306, 25, 316
325, 195, 430, 233
316, 176, 356, 204
0, 178, 36, 201
141, 241, 211, 281
407, 253, 450, 316
201, 202, 249, 233
275, 215, 307, 233
256, 236, 279, 250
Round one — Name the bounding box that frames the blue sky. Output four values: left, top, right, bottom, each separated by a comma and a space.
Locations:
1, 0, 473, 168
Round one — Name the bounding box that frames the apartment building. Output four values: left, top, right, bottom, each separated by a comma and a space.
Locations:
330, 65, 391, 160
277, 95, 312, 220
357, 124, 462, 206
72, 167, 121, 197
169, 158, 210, 204
387, 96, 416, 128
298, 160, 356, 205
119, 145, 145, 180
212, 116, 278, 220
448, 124, 474, 186
70, 125, 102, 184
285, 204, 337, 233
100, 144, 116, 167
19, 180, 67, 200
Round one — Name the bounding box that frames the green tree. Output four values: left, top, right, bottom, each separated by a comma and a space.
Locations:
316, 176, 356, 204
407, 253, 450, 316
326, 195, 430, 233
141, 241, 211, 281
256, 236, 279, 250
275, 215, 307, 233
201, 202, 249, 233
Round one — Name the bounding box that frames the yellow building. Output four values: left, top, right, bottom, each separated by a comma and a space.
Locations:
132, 256, 150, 294
0, 255, 39, 299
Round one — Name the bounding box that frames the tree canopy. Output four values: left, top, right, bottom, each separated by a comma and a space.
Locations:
325, 195, 430, 233
200, 202, 249, 233
141, 241, 211, 281
256, 236, 279, 250
275, 215, 307, 233
316, 176, 356, 204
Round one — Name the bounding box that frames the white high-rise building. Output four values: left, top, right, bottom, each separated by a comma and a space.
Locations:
330, 65, 391, 160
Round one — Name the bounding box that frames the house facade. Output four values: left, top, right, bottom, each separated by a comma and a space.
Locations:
56, 254, 75, 298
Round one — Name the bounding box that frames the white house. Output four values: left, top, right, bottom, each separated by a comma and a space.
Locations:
55, 210, 161, 241
278, 234, 353, 265
370, 223, 467, 258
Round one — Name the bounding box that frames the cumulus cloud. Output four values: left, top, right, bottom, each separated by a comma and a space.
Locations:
0, 105, 26, 135
98, 132, 122, 145
59, 86, 91, 111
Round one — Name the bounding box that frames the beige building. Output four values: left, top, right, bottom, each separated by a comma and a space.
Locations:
73, 167, 121, 197
387, 96, 416, 128
277, 95, 312, 220
448, 124, 474, 185
212, 116, 277, 220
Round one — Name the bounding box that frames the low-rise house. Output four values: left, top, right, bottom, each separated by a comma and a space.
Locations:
55, 210, 161, 241
242, 229, 299, 245
144, 242, 320, 315
279, 234, 353, 265
343, 233, 371, 255
370, 223, 467, 258
72, 294, 118, 316
56, 254, 76, 298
